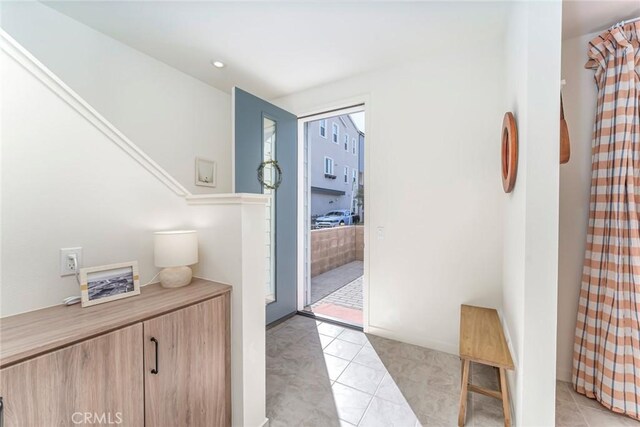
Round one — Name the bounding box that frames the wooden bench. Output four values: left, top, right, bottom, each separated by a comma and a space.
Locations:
458, 304, 514, 427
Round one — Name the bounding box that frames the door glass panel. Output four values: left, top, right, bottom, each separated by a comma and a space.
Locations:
263, 117, 277, 304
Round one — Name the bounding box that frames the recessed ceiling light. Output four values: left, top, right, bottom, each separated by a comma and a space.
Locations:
211, 60, 225, 69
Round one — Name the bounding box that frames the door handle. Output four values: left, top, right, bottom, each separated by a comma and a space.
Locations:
150, 337, 159, 375
1, 396, 4, 427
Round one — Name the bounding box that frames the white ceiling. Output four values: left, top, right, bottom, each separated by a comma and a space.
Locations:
562, 0, 640, 40
43, 1, 509, 99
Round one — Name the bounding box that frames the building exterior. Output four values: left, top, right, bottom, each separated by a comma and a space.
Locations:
357, 131, 365, 222
308, 114, 363, 218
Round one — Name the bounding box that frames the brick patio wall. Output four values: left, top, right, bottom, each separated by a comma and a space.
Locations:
311, 225, 364, 277
355, 225, 364, 261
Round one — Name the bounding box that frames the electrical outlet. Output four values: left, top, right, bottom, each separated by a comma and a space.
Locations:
60, 247, 82, 276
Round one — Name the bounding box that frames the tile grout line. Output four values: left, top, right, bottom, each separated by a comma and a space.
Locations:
333, 355, 354, 386
566, 382, 602, 410
344, 357, 417, 426
334, 361, 387, 395
332, 373, 376, 427
564, 382, 601, 427
573, 403, 596, 427
355, 378, 377, 427
324, 338, 366, 357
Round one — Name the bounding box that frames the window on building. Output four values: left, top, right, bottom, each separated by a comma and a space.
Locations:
352, 138, 357, 155
319, 120, 327, 138
352, 169, 357, 185
344, 166, 349, 183
344, 134, 349, 151
324, 157, 334, 176
332, 123, 339, 143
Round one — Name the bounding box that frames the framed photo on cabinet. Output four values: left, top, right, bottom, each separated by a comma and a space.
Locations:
80, 261, 141, 307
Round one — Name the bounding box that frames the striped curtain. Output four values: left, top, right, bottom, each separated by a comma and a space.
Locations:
573, 22, 640, 420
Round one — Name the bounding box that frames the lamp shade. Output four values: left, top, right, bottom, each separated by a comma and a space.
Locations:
154, 230, 198, 267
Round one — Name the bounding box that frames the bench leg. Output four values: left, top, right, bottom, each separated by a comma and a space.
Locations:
458, 359, 470, 426
499, 367, 511, 427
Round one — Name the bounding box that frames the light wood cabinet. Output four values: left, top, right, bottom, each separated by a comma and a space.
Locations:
0, 280, 231, 427
145, 296, 230, 427
0, 324, 144, 426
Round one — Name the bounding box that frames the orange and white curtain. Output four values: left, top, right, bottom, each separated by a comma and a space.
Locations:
574, 22, 640, 420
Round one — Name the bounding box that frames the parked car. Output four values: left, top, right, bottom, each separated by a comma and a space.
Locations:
314, 210, 353, 228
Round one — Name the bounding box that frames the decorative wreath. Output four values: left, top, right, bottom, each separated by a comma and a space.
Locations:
257, 159, 283, 190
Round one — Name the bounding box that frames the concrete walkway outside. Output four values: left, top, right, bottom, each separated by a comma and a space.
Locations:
312, 277, 363, 311
307, 261, 364, 326
310, 260, 363, 304
310, 276, 363, 325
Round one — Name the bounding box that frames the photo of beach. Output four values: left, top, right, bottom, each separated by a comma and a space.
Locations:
87, 266, 135, 300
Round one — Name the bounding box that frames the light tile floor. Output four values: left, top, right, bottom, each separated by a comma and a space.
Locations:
266, 315, 640, 427
556, 380, 640, 427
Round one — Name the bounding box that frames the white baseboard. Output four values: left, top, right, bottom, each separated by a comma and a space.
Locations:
366, 325, 458, 355
496, 309, 518, 425
556, 368, 572, 383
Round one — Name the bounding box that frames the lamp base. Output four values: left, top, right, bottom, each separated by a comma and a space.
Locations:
159, 266, 193, 288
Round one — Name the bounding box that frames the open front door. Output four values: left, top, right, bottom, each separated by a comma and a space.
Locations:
234, 87, 297, 325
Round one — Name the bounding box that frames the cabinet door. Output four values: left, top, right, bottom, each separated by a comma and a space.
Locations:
144, 295, 230, 427
0, 324, 143, 426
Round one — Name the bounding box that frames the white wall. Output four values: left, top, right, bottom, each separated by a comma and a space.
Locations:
188, 199, 267, 427
502, 1, 562, 425
275, 40, 505, 354
556, 31, 598, 382
1, 1, 232, 194
1, 43, 191, 315
1, 38, 266, 426
502, 3, 528, 420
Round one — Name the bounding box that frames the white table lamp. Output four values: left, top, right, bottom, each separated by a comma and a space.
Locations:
154, 230, 198, 288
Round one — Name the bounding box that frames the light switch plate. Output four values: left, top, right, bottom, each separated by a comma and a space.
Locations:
60, 247, 82, 276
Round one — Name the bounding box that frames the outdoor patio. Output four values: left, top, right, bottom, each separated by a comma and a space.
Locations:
307, 260, 363, 326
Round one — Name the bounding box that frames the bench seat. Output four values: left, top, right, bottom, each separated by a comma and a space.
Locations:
458, 304, 514, 427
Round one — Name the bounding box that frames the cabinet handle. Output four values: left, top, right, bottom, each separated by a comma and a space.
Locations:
150, 337, 159, 375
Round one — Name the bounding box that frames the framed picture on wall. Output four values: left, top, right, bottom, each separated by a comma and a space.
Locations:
80, 261, 141, 307
195, 157, 217, 188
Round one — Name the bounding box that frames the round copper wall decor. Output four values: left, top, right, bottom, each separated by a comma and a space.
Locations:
501, 112, 518, 193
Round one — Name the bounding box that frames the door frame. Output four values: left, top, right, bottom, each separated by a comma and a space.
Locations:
295, 96, 371, 332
